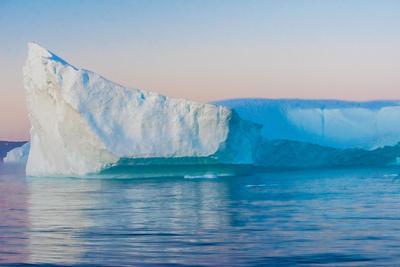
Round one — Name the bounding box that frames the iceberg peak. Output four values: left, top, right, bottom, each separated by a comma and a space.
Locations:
27, 42, 76, 69
28, 42, 52, 58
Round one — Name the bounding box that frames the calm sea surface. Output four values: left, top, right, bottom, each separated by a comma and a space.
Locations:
2, 165, 400, 266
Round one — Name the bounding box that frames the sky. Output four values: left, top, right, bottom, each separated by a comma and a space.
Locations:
1, 0, 400, 141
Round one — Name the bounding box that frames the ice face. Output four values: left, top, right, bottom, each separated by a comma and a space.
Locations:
214, 99, 400, 150
23, 43, 261, 176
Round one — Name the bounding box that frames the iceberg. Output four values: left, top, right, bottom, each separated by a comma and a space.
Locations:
4, 142, 30, 165
214, 99, 400, 150
23, 43, 261, 177
18, 43, 400, 175
214, 99, 400, 168
0, 141, 27, 162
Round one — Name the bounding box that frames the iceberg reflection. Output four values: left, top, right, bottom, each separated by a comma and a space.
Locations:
0, 165, 30, 264
25, 175, 234, 265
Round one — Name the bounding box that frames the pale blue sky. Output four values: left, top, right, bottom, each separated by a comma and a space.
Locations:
1, 0, 400, 140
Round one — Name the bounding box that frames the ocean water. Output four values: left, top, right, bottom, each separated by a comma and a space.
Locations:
2, 165, 400, 266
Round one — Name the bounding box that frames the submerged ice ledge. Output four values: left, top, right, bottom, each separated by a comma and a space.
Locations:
7, 140, 400, 177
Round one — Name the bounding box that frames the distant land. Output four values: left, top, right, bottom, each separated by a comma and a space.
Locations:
0, 141, 27, 163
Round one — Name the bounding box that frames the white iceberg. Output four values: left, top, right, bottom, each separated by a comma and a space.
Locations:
24, 43, 261, 177
19, 43, 400, 175
4, 142, 30, 164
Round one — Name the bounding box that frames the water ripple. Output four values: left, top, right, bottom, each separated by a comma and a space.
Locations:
1, 167, 400, 266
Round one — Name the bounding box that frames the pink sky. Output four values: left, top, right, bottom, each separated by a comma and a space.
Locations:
1, 1, 400, 141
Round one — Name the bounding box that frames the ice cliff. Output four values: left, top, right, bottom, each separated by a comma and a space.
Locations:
24, 43, 260, 176
215, 99, 400, 150
213, 99, 400, 168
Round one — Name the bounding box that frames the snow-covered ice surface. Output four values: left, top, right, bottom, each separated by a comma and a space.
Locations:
3, 142, 30, 164
214, 98, 400, 150
24, 43, 260, 177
